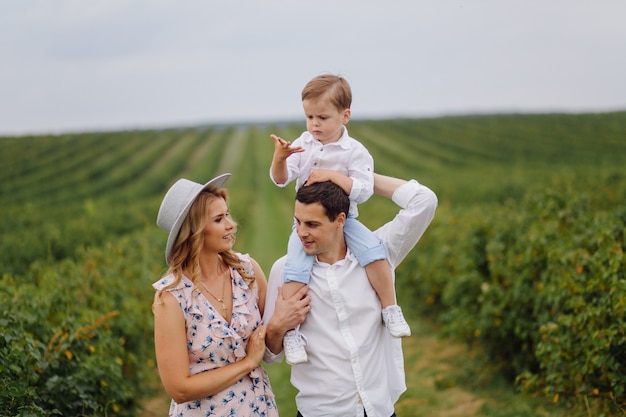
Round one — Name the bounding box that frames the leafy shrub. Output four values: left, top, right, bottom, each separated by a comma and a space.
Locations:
402, 173, 626, 411
0, 230, 161, 416
0, 289, 131, 416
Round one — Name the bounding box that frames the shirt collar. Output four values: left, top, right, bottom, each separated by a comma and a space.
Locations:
312, 247, 355, 267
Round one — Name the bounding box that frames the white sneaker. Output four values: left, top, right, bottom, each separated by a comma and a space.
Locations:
382, 305, 411, 338
284, 329, 308, 365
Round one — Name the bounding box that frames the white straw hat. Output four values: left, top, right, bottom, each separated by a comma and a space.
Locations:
157, 173, 231, 265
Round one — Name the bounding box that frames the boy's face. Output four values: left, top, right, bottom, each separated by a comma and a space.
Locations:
302, 96, 350, 145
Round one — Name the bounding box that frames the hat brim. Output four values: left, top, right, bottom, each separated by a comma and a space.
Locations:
164, 173, 231, 265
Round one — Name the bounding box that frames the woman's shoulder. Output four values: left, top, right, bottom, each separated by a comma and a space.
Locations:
233, 252, 266, 290
234, 252, 254, 269
152, 273, 192, 292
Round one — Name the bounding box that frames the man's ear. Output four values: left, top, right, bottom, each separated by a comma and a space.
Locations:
336, 212, 347, 227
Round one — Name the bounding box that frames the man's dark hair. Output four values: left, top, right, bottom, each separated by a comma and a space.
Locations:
296, 181, 350, 221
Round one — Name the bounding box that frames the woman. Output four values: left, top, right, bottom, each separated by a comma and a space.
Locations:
153, 173, 307, 416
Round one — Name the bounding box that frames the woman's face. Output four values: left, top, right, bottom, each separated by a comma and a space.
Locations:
202, 197, 236, 253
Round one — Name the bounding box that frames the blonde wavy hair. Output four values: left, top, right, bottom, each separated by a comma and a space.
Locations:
155, 185, 254, 302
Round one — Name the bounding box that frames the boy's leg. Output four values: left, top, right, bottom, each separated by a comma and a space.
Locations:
345, 217, 411, 338
365, 260, 411, 338
364, 259, 396, 308
282, 226, 312, 365
284, 225, 314, 286
282, 281, 306, 300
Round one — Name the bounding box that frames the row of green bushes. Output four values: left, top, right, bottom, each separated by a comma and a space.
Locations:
4, 172, 623, 415
403, 171, 625, 412
0, 230, 162, 416
2, 113, 625, 415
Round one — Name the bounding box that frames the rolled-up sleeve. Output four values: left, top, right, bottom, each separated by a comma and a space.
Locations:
269, 157, 301, 188
376, 180, 438, 268
262, 256, 287, 364
347, 146, 374, 204
263, 346, 284, 364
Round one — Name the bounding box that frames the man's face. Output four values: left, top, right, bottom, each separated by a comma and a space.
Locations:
294, 200, 345, 262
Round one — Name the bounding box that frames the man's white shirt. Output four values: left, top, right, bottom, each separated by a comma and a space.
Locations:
263, 179, 437, 417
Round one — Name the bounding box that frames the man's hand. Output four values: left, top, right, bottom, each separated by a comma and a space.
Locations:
265, 285, 311, 355
273, 285, 311, 331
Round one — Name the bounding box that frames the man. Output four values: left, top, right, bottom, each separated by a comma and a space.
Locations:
263, 173, 437, 417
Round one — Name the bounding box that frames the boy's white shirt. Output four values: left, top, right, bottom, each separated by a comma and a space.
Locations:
269, 126, 374, 217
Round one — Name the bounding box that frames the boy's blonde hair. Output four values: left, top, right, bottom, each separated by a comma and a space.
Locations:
301, 74, 352, 111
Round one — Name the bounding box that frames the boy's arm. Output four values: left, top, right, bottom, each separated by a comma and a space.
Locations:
305, 143, 374, 201
270, 134, 303, 185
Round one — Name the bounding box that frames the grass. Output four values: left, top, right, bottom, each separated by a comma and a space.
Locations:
395, 319, 566, 417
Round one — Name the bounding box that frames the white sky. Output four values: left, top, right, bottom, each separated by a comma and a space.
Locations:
1, 0, 625, 136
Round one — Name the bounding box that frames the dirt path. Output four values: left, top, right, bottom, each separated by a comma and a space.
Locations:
138, 383, 169, 416
396, 320, 486, 416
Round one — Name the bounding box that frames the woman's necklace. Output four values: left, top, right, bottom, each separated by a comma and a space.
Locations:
200, 267, 228, 315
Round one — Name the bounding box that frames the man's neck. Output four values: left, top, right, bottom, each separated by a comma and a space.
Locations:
316, 241, 348, 265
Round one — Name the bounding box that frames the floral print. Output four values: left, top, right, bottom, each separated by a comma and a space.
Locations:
153, 254, 278, 417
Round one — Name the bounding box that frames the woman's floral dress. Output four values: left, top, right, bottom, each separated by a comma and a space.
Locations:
153, 254, 278, 417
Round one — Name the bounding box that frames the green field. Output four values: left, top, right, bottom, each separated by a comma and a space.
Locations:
1, 112, 625, 416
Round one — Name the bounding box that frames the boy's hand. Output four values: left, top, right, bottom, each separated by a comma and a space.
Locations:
306, 170, 353, 195
271, 134, 304, 160
306, 169, 338, 185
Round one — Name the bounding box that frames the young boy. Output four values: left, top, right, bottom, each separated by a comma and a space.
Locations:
269, 74, 410, 365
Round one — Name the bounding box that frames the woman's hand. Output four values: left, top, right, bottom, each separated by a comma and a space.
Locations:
245, 325, 267, 368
